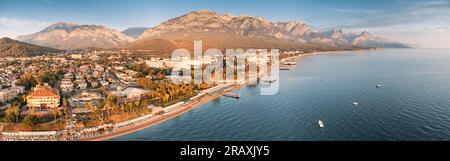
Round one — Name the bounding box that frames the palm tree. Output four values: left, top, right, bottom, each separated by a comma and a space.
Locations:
120, 103, 126, 114
87, 102, 95, 119
106, 94, 116, 117
53, 107, 58, 121
61, 97, 69, 121
13, 103, 21, 124
97, 99, 105, 120
31, 107, 38, 116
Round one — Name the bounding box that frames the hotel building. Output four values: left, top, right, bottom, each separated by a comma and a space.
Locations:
26, 84, 60, 110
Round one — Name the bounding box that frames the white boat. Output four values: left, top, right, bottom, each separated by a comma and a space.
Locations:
262, 78, 277, 83
353, 102, 359, 106
224, 93, 240, 99
282, 61, 297, 65
318, 120, 324, 128
376, 84, 381, 88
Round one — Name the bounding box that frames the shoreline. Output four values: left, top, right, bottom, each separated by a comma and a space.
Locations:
83, 83, 246, 141
84, 54, 306, 141
85, 53, 315, 141
1, 49, 358, 141
0, 51, 324, 141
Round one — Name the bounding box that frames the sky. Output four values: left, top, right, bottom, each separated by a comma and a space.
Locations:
1, 0, 450, 48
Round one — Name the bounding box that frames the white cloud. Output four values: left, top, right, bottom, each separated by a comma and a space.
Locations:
345, 23, 450, 49
332, 1, 450, 49
0, 17, 50, 39
322, 7, 382, 14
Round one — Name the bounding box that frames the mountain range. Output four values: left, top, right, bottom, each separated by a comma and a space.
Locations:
122, 27, 149, 38
17, 22, 134, 49
15, 10, 408, 53
0, 37, 60, 57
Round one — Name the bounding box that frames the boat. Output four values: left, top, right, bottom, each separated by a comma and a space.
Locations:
282, 61, 297, 65
262, 78, 277, 83
224, 93, 240, 99
376, 84, 381, 88
318, 120, 324, 128
353, 102, 359, 106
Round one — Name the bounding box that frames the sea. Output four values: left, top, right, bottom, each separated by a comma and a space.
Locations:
113, 49, 450, 141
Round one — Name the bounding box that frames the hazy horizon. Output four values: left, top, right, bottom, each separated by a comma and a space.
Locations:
1, 0, 450, 48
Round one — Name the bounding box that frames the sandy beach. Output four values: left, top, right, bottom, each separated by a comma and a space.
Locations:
83, 53, 316, 141
82, 83, 246, 141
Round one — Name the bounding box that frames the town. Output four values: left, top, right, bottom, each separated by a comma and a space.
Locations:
0, 48, 302, 141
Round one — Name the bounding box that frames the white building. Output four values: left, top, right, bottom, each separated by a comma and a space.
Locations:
60, 78, 74, 93
0, 86, 25, 103
110, 87, 148, 102
69, 91, 102, 108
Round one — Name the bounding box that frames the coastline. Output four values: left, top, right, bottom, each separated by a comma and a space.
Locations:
84, 53, 309, 141
83, 83, 247, 141
0, 49, 360, 141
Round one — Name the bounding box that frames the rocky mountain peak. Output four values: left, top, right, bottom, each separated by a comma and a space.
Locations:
352, 31, 376, 45
277, 21, 312, 36
0, 37, 14, 43
331, 29, 345, 39
41, 22, 78, 32
17, 22, 134, 49
359, 31, 374, 39
191, 9, 217, 15
139, 10, 313, 40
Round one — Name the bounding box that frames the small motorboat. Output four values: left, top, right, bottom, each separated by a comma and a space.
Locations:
262, 78, 277, 83
279, 67, 290, 70
318, 120, 324, 128
376, 84, 382, 88
224, 93, 240, 99
353, 102, 359, 106
282, 61, 297, 65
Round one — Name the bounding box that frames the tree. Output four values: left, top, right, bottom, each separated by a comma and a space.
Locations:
96, 99, 105, 120
17, 72, 37, 91
57, 109, 63, 120
62, 97, 68, 119
23, 115, 38, 127
52, 107, 59, 121
86, 102, 96, 119
120, 103, 127, 115
139, 98, 149, 113
105, 94, 119, 117
30, 107, 38, 116
5, 105, 20, 124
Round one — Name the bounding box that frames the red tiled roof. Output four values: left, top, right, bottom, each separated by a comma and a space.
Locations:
27, 86, 60, 98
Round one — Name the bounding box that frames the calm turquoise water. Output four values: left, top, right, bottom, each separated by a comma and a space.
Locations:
113, 49, 450, 141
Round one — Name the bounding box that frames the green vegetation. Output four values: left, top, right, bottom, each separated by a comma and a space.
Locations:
5, 103, 20, 124
18, 69, 65, 90
22, 115, 38, 127
138, 78, 196, 106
